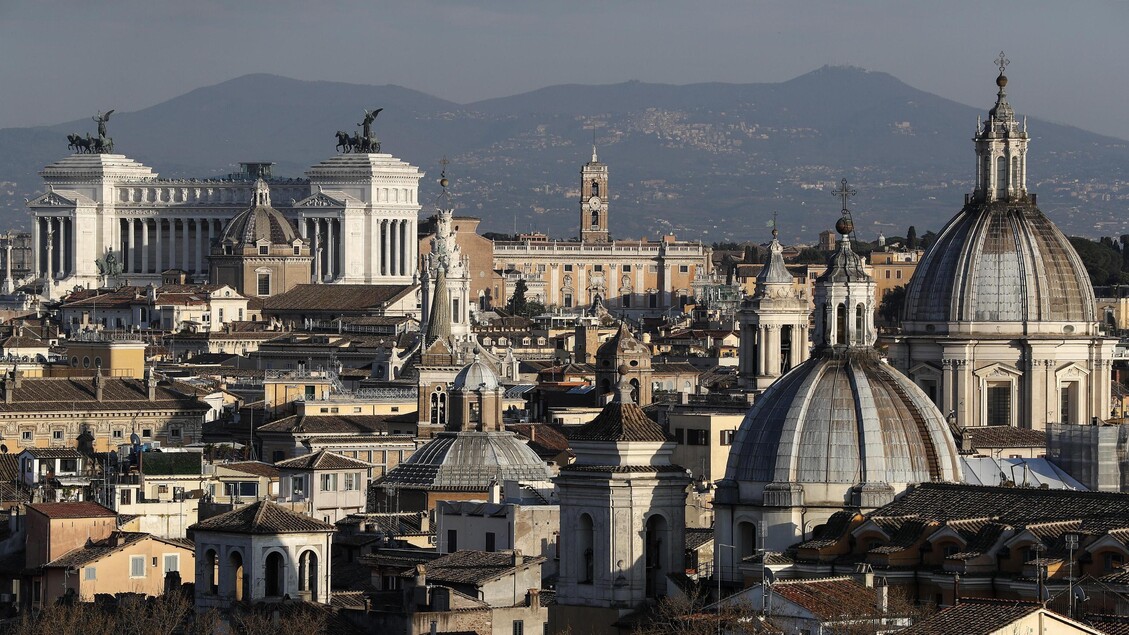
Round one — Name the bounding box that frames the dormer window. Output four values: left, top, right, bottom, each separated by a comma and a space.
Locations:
259, 245, 269, 255
293, 246, 301, 255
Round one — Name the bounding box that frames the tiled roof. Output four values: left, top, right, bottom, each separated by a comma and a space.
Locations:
377, 431, 552, 491
0, 377, 208, 413
567, 401, 669, 443
507, 423, 572, 459
190, 500, 335, 534
686, 527, 714, 551
966, 426, 1046, 448
258, 414, 407, 435
219, 461, 280, 478
770, 577, 883, 620
275, 449, 373, 471
872, 483, 1129, 524
406, 550, 545, 587
898, 599, 1043, 635
1087, 614, 1129, 635
27, 501, 116, 519
43, 532, 192, 569
261, 284, 414, 313
20, 448, 83, 459
559, 464, 687, 474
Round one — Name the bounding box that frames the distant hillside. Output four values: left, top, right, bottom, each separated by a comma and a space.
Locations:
2, 67, 1127, 242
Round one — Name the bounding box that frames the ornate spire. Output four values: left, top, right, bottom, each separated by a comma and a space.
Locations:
813, 179, 875, 350
425, 266, 451, 346
988, 51, 1015, 124
252, 178, 271, 207
974, 52, 1028, 202
755, 215, 793, 291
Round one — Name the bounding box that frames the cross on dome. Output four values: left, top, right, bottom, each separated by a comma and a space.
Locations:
995, 50, 1010, 75
833, 178, 856, 213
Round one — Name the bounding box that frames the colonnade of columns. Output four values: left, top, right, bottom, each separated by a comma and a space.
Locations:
119, 217, 225, 276
300, 216, 413, 282
33, 216, 72, 280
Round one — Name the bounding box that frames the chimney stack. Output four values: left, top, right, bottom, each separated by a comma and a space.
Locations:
145, 367, 157, 401
3, 370, 13, 405
512, 549, 524, 567
875, 576, 888, 613
527, 588, 540, 609
93, 368, 105, 402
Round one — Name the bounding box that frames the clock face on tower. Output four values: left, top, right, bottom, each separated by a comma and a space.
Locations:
588, 196, 602, 210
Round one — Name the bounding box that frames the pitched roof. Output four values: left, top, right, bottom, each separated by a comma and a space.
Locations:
0, 454, 18, 482
20, 447, 84, 459
406, 550, 545, 586
261, 284, 414, 313
770, 577, 884, 620
258, 414, 409, 435
966, 426, 1046, 448
218, 461, 280, 478
190, 500, 335, 534
872, 482, 1129, 524
0, 376, 208, 413
26, 501, 117, 519
897, 600, 1047, 635
275, 449, 374, 471
567, 401, 669, 443
43, 532, 193, 569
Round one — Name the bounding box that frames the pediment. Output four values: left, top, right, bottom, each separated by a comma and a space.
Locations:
1055, 362, 1091, 380
973, 362, 1022, 379
293, 190, 350, 208
29, 189, 92, 208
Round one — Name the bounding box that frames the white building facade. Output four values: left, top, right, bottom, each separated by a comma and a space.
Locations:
28, 152, 422, 295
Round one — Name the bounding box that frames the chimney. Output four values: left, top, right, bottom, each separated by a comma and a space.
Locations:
145, 367, 157, 401
3, 371, 12, 405
512, 549, 524, 567
527, 588, 541, 609
488, 479, 501, 504
875, 576, 888, 613
414, 563, 426, 588
93, 368, 105, 402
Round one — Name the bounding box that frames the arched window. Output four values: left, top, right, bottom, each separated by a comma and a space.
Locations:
204, 549, 218, 594
737, 521, 757, 562
430, 387, 447, 425
299, 550, 319, 602
228, 551, 245, 602
264, 551, 285, 597
645, 515, 668, 599
780, 325, 793, 373
1011, 156, 1020, 191
591, 210, 599, 227
591, 180, 600, 197
996, 155, 1008, 196
855, 304, 865, 344
579, 513, 594, 584
835, 303, 847, 345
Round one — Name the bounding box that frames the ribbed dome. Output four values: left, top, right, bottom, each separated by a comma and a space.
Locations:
452, 355, 500, 391
377, 431, 552, 490
903, 200, 1095, 331
220, 179, 299, 247
724, 350, 961, 491
596, 323, 648, 358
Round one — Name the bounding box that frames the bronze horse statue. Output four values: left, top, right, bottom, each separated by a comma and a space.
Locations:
335, 130, 352, 153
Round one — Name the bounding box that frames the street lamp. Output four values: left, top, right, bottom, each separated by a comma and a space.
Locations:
715, 543, 735, 635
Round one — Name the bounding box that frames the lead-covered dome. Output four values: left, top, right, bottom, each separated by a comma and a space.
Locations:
377, 431, 553, 490
903, 201, 1095, 333
220, 179, 300, 247
452, 354, 501, 391
724, 350, 962, 496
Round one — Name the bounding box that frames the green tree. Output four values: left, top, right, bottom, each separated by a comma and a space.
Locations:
878, 285, 907, 326
906, 226, 918, 249
507, 278, 529, 316
1069, 236, 1126, 286
793, 247, 826, 263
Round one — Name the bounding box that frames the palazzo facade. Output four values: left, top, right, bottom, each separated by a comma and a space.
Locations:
28, 152, 422, 295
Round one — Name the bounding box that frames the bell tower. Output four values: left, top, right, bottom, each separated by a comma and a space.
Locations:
580, 144, 609, 243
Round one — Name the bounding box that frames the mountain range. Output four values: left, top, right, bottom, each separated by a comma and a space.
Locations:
1, 66, 1127, 243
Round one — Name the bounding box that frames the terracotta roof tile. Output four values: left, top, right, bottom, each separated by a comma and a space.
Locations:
219, 461, 280, 478
567, 401, 669, 443
771, 577, 884, 620
261, 284, 414, 313
27, 501, 116, 519
898, 599, 1043, 635
406, 550, 545, 587
190, 500, 335, 534
275, 449, 373, 470
0, 376, 208, 413
966, 426, 1046, 448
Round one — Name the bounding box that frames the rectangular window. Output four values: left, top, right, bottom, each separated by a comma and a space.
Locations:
60, 459, 77, 472
593, 265, 603, 272
679, 265, 689, 273
258, 245, 269, 255
257, 273, 271, 296
564, 264, 573, 272
885, 270, 891, 279
121, 489, 132, 505
130, 555, 146, 578
343, 473, 357, 491
112, 430, 123, 439
687, 430, 708, 445
320, 473, 337, 492
447, 529, 458, 553
563, 294, 573, 308
238, 308, 244, 321
20, 431, 32, 442
163, 554, 179, 574
170, 428, 181, 439
648, 293, 658, 308
622, 265, 631, 272
674, 429, 685, 444
986, 383, 1011, 426
218, 308, 225, 322
622, 294, 631, 308
52, 430, 63, 440
292, 476, 305, 496
85, 567, 96, 581
293, 246, 301, 256
142, 429, 153, 438
513, 621, 524, 635
720, 430, 735, 445
486, 532, 496, 552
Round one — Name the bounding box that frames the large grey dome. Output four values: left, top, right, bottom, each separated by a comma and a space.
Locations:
902, 200, 1095, 333
724, 350, 961, 494
452, 356, 501, 391
377, 431, 552, 490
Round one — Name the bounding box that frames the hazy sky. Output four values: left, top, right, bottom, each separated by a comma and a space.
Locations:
3, 1, 1128, 139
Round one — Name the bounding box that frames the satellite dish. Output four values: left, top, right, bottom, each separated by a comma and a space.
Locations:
1074, 587, 1089, 602
130, 432, 141, 445
0, 444, 7, 454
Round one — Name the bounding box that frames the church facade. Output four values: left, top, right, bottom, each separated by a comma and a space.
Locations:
492, 148, 712, 314
889, 59, 1115, 430
28, 149, 423, 296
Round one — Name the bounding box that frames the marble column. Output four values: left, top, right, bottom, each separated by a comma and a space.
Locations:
155, 219, 163, 274
32, 217, 40, 277
141, 219, 150, 274
181, 219, 190, 272
194, 220, 203, 275
45, 219, 55, 282
313, 221, 322, 283
380, 219, 389, 277
390, 219, 399, 277
326, 219, 335, 281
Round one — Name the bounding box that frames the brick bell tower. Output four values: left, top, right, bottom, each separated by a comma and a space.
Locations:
579, 144, 609, 243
